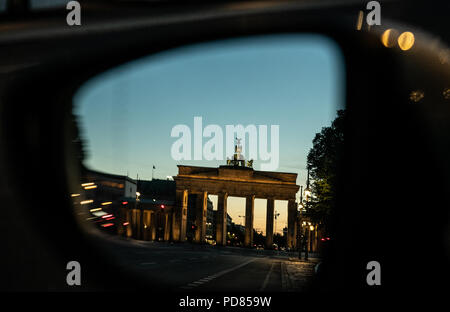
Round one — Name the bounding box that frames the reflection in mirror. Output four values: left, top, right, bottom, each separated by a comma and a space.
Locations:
70, 34, 345, 290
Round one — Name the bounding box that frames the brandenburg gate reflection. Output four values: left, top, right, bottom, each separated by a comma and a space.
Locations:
172, 140, 300, 249
173, 165, 299, 248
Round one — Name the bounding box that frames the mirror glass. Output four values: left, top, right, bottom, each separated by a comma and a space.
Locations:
71, 33, 345, 290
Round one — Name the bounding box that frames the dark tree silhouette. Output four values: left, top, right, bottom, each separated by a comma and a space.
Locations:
306, 109, 345, 228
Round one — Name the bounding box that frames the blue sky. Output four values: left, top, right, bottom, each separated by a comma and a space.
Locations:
74, 33, 345, 233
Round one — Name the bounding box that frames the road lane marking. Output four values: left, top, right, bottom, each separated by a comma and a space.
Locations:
179, 258, 257, 290
260, 261, 275, 291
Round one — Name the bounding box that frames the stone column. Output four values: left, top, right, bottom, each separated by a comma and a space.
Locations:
126, 209, 132, 238
172, 189, 188, 242
143, 210, 151, 241
194, 191, 208, 243
163, 213, 171, 241
216, 192, 228, 246
132, 208, 140, 240
139, 207, 145, 240
151, 211, 157, 241
287, 199, 297, 249
244, 195, 255, 247
265, 198, 275, 249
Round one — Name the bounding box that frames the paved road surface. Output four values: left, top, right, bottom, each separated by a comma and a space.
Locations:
94, 235, 318, 292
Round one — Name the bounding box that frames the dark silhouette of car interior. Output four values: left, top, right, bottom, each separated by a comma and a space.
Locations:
0, 0, 448, 296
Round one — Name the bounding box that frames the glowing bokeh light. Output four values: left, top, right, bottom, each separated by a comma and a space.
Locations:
409, 90, 424, 102
381, 28, 399, 48
356, 10, 364, 31
443, 88, 450, 100
398, 32, 415, 51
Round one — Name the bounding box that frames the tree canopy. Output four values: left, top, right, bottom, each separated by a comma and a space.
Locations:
306, 109, 345, 225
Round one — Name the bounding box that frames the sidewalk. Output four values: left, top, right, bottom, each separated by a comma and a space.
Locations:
282, 260, 317, 291
96, 234, 323, 260
270, 250, 321, 260
220, 247, 322, 260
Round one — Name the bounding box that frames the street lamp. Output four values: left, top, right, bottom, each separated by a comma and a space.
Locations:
304, 168, 311, 201
304, 187, 311, 199
298, 186, 304, 212
297, 185, 303, 260
302, 169, 312, 261
136, 191, 142, 239
304, 223, 309, 261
